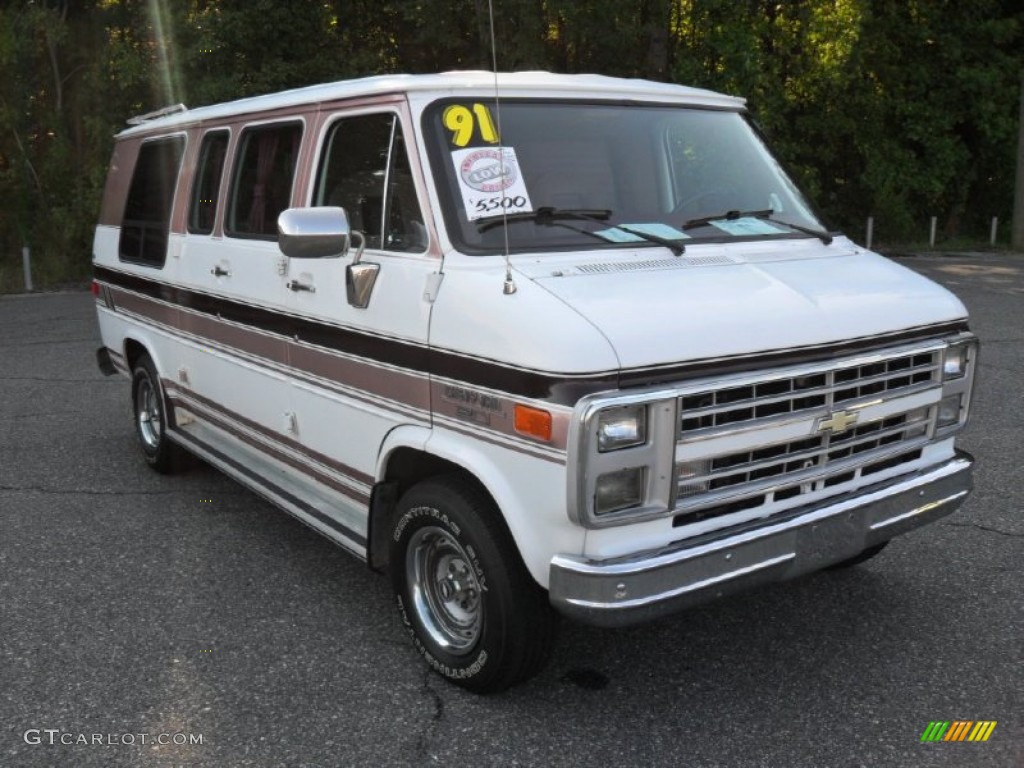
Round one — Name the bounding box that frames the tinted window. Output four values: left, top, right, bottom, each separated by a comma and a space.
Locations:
119, 137, 184, 266
314, 114, 426, 253
227, 122, 302, 239
189, 130, 229, 234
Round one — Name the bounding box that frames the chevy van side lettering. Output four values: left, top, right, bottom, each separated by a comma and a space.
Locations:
442, 385, 503, 413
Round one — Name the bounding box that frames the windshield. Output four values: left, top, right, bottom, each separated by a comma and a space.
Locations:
424, 99, 827, 254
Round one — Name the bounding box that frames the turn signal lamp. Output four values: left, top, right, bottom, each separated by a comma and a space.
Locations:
514, 404, 552, 442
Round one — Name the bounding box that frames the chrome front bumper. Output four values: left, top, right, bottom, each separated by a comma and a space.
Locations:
549, 451, 973, 627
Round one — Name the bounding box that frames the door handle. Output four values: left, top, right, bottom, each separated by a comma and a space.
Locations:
210, 265, 231, 277
286, 280, 315, 293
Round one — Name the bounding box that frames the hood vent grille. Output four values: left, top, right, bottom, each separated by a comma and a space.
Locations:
575, 255, 735, 274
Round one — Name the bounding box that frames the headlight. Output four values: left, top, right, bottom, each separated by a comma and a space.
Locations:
942, 341, 971, 380
571, 395, 676, 527
936, 335, 978, 435
594, 467, 645, 515
596, 405, 647, 452
936, 394, 963, 428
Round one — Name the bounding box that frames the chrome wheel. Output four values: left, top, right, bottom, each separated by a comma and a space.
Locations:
406, 524, 483, 655
135, 375, 162, 451
391, 479, 557, 691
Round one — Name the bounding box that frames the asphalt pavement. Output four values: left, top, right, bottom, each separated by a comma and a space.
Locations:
1, 252, 1021, 767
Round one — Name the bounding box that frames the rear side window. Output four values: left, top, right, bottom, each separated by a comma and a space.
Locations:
119, 136, 185, 267
189, 130, 229, 234
227, 122, 302, 239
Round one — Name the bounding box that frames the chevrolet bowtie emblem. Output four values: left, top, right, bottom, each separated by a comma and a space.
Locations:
817, 410, 859, 435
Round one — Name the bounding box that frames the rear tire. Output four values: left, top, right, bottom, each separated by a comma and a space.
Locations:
130, 353, 184, 474
390, 476, 556, 693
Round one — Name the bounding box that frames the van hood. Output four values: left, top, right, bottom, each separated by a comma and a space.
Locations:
524, 239, 967, 370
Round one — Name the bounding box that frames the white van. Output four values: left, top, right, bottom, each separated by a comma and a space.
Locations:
93, 72, 977, 692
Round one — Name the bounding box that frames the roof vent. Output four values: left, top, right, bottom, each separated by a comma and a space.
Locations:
127, 103, 188, 126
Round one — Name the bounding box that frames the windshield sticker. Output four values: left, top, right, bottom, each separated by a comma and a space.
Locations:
452, 146, 534, 221
620, 222, 690, 240
444, 103, 500, 147
594, 223, 690, 244
594, 228, 646, 243
710, 218, 788, 236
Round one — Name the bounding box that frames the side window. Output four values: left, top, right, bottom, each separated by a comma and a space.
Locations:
314, 114, 426, 253
226, 122, 302, 239
119, 136, 185, 267
188, 130, 229, 234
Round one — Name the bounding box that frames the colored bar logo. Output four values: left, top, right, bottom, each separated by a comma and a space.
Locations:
921, 721, 997, 742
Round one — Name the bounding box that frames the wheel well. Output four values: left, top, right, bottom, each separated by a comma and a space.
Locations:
368, 447, 494, 572
123, 338, 147, 372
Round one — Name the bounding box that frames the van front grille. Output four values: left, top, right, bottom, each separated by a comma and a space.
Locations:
679, 351, 938, 435
673, 344, 942, 524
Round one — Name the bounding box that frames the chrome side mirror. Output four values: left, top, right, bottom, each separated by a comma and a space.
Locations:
278, 207, 379, 308
278, 207, 351, 259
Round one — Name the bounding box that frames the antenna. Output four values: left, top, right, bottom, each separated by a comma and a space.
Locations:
487, 0, 517, 295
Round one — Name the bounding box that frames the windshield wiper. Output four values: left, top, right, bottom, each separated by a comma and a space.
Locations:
478, 206, 686, 255
682, 208, 833, 245
681, 208, 774, 231
767, 217, 834, 245
477, 207, 611, 232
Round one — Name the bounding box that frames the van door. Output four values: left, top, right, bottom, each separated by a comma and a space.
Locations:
173, 121, 302, 475
281, 109, 437, 542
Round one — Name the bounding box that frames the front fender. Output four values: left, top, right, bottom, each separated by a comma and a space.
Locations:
421, 426, 584, 588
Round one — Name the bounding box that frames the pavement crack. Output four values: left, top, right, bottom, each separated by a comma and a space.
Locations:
411, 667, 446, 763
942, 521, 1023, 538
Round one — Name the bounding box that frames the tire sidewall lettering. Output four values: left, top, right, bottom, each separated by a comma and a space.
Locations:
392, 504, 462, 543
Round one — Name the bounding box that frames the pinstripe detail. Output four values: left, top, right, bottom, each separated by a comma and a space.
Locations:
165, 381, 374, 495
100, 272, 573, 457
94, 264, 616, 404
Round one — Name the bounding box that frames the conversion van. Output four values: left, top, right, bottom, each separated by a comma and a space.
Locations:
93, 72, 976, 692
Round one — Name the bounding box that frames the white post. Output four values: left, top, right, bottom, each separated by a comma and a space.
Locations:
990, 216, 999, 246
929, 217, 937, 248
1013, 74, 1024, 250
21, 246, 33, 292
866, 217, 874, 250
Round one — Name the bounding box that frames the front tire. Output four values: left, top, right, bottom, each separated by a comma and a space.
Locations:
390, 476, 556, 693
131, 353, 184, 474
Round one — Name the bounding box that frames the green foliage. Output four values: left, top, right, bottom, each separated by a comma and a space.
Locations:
1, 0, 1022, 290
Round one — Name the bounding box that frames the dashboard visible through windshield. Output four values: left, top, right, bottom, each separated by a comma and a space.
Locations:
424, 99, 827, 255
